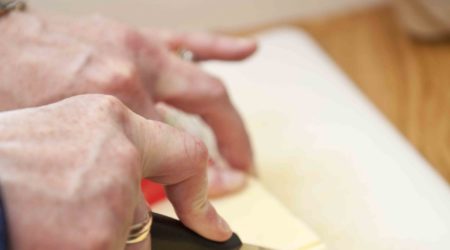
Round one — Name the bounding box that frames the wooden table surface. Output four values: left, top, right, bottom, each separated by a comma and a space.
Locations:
234, 5, 450, 183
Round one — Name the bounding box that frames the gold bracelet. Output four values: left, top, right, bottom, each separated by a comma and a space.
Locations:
0, 0, 26, 17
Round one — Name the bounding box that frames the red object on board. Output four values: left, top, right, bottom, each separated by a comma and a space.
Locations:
141, 179, 166, 204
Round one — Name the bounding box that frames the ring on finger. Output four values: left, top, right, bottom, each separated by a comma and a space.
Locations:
176, 48, 195, 62
126, 211, 152, 244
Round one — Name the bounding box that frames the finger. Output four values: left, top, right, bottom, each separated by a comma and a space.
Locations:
154, 103, 248, 197
124, 234, 150, 250
125, 112, 232, 242
125, 193, 151, 250
207, 159, 247, 198
141, 29, 257, 61
153, 57, 253, 172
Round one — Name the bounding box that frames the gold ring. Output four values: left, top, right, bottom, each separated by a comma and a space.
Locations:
126, 211, 152, 244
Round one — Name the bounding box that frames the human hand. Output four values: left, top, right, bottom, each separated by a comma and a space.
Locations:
0, 11, 256, 195
0, 94, 232, 250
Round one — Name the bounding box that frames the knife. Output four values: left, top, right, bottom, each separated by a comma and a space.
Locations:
151, 212, 274, 250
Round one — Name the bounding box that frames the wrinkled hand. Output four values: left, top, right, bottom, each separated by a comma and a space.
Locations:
0, 94, 232, 250
0, 11, 256, 195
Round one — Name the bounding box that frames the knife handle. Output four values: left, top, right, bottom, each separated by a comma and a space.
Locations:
150, 212, 242, 250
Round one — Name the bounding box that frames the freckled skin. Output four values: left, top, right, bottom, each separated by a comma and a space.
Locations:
0, 95, 232, 250
0, 10, 257, 249
0, 11, 256, 197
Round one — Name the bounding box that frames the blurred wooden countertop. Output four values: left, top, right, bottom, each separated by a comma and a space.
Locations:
235, 6, 450, 182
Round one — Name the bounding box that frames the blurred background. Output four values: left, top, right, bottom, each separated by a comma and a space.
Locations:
31, 0, 384, 30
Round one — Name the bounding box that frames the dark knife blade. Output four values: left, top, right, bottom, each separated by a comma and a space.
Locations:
151, 212, 274, 250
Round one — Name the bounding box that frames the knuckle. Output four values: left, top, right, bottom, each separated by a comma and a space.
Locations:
88, 94, 127, 120
64, 95, 130, 138
120, 28, 145, 50
93, 94, 124, 110
207, 77, 229, 103
101, 59, 139, 93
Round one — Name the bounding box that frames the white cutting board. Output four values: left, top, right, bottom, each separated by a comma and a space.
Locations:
155, 28, 450, 250
199, 28, 450, 250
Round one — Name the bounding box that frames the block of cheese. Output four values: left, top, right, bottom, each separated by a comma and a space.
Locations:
152, 178, 325, 250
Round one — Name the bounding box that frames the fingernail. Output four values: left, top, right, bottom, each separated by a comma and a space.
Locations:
218, 215, 232, 234
223, 170, 247, 191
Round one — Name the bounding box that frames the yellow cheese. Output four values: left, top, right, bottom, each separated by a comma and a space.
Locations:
152, 178, 325, 250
